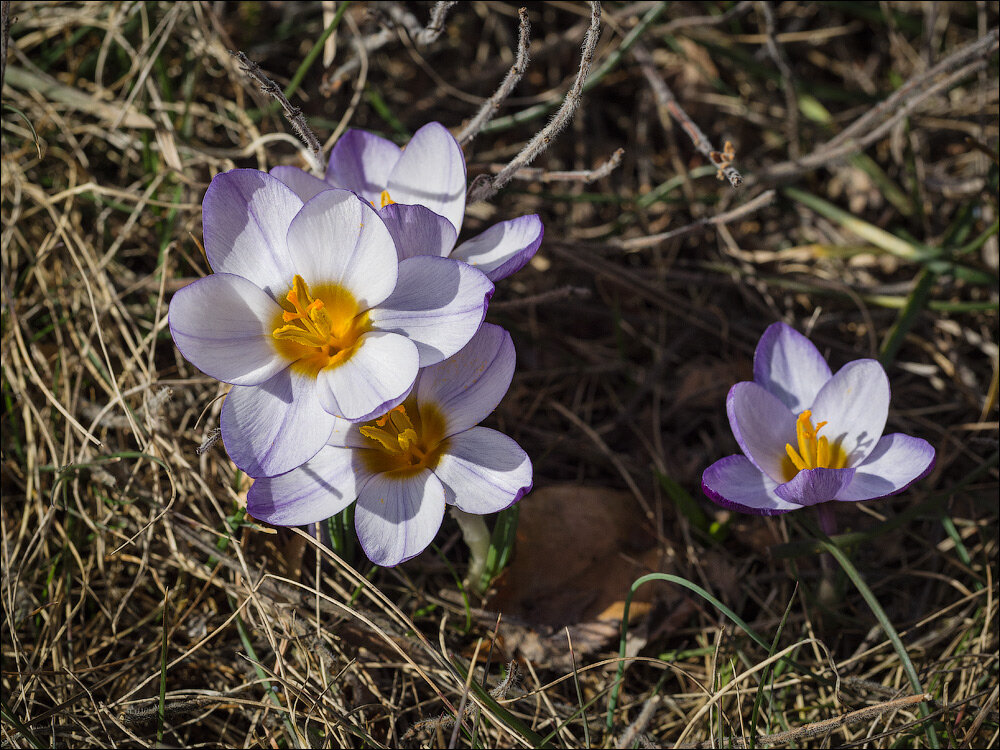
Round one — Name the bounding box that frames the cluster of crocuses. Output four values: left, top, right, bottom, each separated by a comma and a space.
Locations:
169, 123, 542, 566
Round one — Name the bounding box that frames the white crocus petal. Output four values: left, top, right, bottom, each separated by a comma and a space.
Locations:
269, 165, 333, 203
753, 322, 832, 413
326, 416, 369, 448
701, 455, 800, 515
168, 274, 287, 386
284, 189, 398, 308
355, 469, 446, 566
451, 214, 544, 282
835, 433, 936, 502
202, 169, 301, 298
809, 359, 889, 466
368, 256, 493, 367
379, 203, 457, 261
325, 129, 402, 205
417, 323, 515, 437
246, 446, 371, 526
727, 382, 798, 483
315, 331, 419, 422
434, 427, 532, 514
221, 368, 336, 477
386, 122, 467, 234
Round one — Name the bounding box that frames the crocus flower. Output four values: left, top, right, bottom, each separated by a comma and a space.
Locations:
169, 169, 493, 478
270, 122, 544, 282
702, 322, 935, 515
246, 323, 532, 567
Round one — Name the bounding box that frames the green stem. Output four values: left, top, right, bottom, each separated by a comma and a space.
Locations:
451, 508, 490, 595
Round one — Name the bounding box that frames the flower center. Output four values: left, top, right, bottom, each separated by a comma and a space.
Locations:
359, 401, 448, 476
782, 410, 847, 481
380, 190, 395, 208
271, 275, 369, 376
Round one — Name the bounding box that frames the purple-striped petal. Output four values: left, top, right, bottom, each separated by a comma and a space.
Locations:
416, 323, 515, 437
727, 382, 798, 482
221, 369, 336, 477
701, 455, 800, 515
325, 129, 402, 205
269, 165, 333, 203
168, 274, 286, 386
202, 169, 301, 297
246, 446, 371, 526
355, 469, 446, 566
379, 203, 456, 261
810, 359, 889, 466
368, 256, 493, 367
753, 322, 832, 413
387, 123, 467, 233
285, 189, 398, 308
315, 331, 418, 422
434, 427, 532, 514
835, 433, 936, 502
451, 214, 544, 282
774, 466, 856, 506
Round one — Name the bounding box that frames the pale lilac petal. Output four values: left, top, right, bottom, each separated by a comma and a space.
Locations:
701, 455, 800, 515
325, 129, 402, 205
285, 189, 397, 308
168, 274, 286, 386
315, 332, 419, 422
326, 416, 368, 448
774, 467, 856, 506
368, 256, 493, 367
246, 446, 372, 526
379, 203, 456, 261
416, 323, 514, 437
221, 369, 336, 477
202, 169, 301, 297
387, 122, 467, 233
355, 469, 446, 566
753, 322, 832, 413
269, 165, 333, 203
451, 214, 544, 282
835, 434, 936, 502
727, 382, 798, 483
810, 359, 889, 466
434, 427, 531, 514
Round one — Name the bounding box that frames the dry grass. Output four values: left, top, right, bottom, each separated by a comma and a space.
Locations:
1, 1, 997, 747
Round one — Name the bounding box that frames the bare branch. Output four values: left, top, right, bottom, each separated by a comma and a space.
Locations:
474, 147, 623, 185
468, 1, 602, 203
416, 1, 457, 45
1, 1, 11, 92
631, 42, 744, 188
230, 50, 323, 172
758, 1, 800, 159
457, 8, 531, 146
489, 285, 592, 311
616, 190, 776, 251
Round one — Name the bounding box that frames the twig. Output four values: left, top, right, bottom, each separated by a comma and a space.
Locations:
754, 27, 999, 183
230, 51, 323, 172
1, 1, 10, 91
468, 1, 602, 202
616, 694, 661, 749
757, 1, 799, 159
631, 42, 744, 188
417, 1, 457, 45
457, 8, 531, 146
616, 189, 776, 251
475, 147, 623, 184
489, 286, 591, 311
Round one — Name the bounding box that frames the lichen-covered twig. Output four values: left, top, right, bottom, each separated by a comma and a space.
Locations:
230, 50, 323, 172
468, 2, 602, 202
631, 42, 744, 188
475, 146, 623, 185
417, 1, 457, 45
457, 8, 531, 146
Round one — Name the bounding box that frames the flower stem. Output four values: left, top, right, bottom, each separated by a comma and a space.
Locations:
451, 508, 490, 595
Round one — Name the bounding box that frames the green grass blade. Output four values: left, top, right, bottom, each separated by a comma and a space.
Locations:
283, 2, 350, 102
747, 586, 796, 748
879, 267, 935, 367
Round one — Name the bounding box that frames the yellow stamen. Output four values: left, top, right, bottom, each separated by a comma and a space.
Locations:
271, 274, 369, 375
782, 409, 848, 481
359, 401, 448, 476
380, 189, 395, 208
